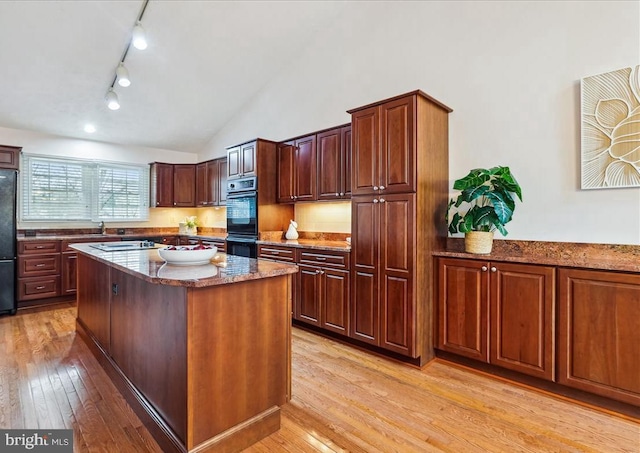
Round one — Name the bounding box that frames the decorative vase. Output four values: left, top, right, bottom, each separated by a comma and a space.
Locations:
186, 226, 197, 236
465, 231, 494, 254
285, 220, 299, 240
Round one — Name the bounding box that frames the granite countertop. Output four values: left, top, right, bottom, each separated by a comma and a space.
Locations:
256, 238, 351, 252
434, 239, 640, 273
17, 232, 227, 242
71, 243, 297, 288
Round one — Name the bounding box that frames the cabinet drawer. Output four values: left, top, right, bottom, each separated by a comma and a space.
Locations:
17, 276, 60, 300
298, 249, 350, 270
18, 254, 60, 277
19, 240, 60, 255
258, 245, 296, 263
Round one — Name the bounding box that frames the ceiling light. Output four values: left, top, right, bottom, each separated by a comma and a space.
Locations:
116, 63, 131, 87
84, 124, 96, 133
132, 21, 148, 50
105, 89, 120, 110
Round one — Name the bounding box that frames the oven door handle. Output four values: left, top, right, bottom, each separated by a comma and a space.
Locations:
226, 236, 257, 243
227, 190, 257, 199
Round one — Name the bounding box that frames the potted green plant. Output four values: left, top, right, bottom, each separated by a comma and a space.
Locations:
184, 216, 198, 236
446, 166, 522, 254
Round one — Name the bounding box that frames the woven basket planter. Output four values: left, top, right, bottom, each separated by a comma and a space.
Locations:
465, 231, 494, 254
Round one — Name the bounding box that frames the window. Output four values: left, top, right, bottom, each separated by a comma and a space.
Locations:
21, 154, 149, 222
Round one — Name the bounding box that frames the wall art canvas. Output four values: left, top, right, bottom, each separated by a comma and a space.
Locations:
581, 65, 640, 189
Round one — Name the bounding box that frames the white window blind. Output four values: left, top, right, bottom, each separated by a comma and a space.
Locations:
21, 154, 149, 222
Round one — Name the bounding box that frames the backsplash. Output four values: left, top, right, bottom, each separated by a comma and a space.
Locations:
294, 201, 350, 233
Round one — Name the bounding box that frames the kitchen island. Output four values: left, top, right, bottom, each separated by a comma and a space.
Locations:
71, 244, 298, 453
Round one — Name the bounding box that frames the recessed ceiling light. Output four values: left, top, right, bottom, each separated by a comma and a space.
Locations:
84, 124, 96, 133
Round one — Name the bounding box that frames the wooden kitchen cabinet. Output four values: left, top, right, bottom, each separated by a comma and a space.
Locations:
277, 134, 317, 203
316, 124, 351, 201
348, 91, 451, 365
436, 257, 556, 381
196, 157, 228, 207
76, 254, 112, 351
0, 145, 20, 170
350, 95, 415, 196
61, 237, 120, 296
173, 164, 196, 207
351, 193, 415, 356
227, 141, 256, 180
558, 268, 640, 406
17, 240, 61, 302
150, 162, 174, 207
296, 248, 350, 335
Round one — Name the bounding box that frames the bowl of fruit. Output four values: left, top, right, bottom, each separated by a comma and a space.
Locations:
157, 243, 217, 265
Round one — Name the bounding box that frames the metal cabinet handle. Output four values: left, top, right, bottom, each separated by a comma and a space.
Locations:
339, 192, 345, 196
379, 185, 385, 191
35, 263, 46, 267
373, 199, 379, 204
315, 257, 326, 261
379, 198, 385, 203
481, 266, 487, 272
35, 286, 46, 290
336, 192, 340, 196
491, 267, 497, 272
68, 255, 77, 260
35, 245, 45, 249
373, 185, 379, 190
290, 195, 294, 199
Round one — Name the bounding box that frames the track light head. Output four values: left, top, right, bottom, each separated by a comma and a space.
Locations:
116, 63, 131, 87
105, 89, 120, 110
132, 21, 147, 50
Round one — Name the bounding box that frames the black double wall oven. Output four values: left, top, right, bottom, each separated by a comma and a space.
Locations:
226, 176, 258, 258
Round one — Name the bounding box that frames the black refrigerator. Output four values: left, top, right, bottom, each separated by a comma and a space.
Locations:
0, 169, 17, 315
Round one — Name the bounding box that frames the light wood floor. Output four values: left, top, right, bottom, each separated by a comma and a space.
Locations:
1, 304, 638, 452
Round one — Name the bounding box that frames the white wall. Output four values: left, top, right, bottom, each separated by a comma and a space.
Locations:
199, 1, 640, 245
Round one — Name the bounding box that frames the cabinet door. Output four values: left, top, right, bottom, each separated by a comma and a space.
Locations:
0, 145, 20, 170
558, 268, 640, 406
227, 146, 241, 180
436, 258, 489, 362
294, 135, 317, 201
277, 141, 295, 203
490, 263, 555, 381
350, 195, 379, 345
61, 252, 78, 295
173, 164, 196, 207
379, 194, 416, 357
351, 106, 379, 196
317, 128, 342, 201
322, 268, 349, 335
151, 163, 174, 207
217, 158, 228, 205
342, 125, 352, 197
379, 96, 415, 194
76, 254, 111, 351
205, 160, 219, 205
196, 163, 208, 207
240, 141, 256, 177
296, 264, 321, 327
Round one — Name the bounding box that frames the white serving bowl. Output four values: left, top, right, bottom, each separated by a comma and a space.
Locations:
157, 245, 217, 265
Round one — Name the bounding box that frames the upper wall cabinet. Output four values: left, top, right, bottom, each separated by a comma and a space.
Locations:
350, 95, 417, 196
227, 141, 256, 180
196, 157, 228, 207
276, 134, 317, 203
317, 125, 351, 201
150, 163, 196, 207
0, 145, 20, 170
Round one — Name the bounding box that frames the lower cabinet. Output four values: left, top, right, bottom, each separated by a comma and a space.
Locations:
558, 268, 640, 406
436, 257, 555, 381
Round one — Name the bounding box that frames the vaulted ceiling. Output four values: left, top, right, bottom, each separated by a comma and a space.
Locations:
0, 1, 346, 153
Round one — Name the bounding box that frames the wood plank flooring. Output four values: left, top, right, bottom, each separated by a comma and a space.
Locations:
1, 303, 638, 452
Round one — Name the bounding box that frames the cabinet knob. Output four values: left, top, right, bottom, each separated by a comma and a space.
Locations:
294, 195, 298, 199
336, 193, 340, 196
481, 266, 488, 272
379, 198, 385, 203
373, 199, 379, 204
173, 202, 177, 206
379, 185, 385, 191
491, 266, 497, 272
339, 192, 345, 196
373, 185, 379, 190
290, 195, 294, 199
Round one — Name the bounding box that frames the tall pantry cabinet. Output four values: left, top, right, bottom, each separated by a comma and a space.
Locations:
348, 91, 452, 365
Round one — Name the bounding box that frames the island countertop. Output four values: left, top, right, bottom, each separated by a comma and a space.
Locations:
70, 243, 298, 287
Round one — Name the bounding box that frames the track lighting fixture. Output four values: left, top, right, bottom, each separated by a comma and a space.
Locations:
116, 63, 131, 87
103, 0, 149, 111
106, 89, 120, 110
132, 21, 148, 50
